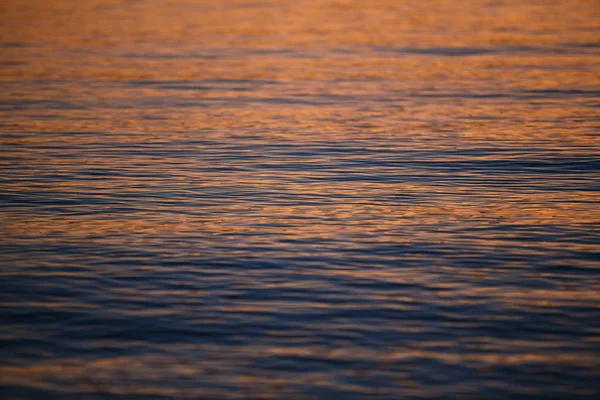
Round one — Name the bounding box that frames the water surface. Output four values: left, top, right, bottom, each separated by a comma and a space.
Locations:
1, 0, 599, 398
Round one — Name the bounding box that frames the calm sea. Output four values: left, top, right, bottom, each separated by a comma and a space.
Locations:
1, 0, 599, 398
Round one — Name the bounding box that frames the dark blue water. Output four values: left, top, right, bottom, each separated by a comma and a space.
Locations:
1, 0, 599, 398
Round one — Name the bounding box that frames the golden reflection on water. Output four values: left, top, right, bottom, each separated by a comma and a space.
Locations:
1, 0, 600, 398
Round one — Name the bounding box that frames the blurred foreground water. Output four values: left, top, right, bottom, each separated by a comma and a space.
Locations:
1, 0, 599, 398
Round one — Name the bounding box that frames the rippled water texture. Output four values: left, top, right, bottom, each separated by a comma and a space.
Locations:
1, 0, 599, 398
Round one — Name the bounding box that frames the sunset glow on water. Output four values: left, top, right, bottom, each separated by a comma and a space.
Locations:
1, 0, 599, 398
